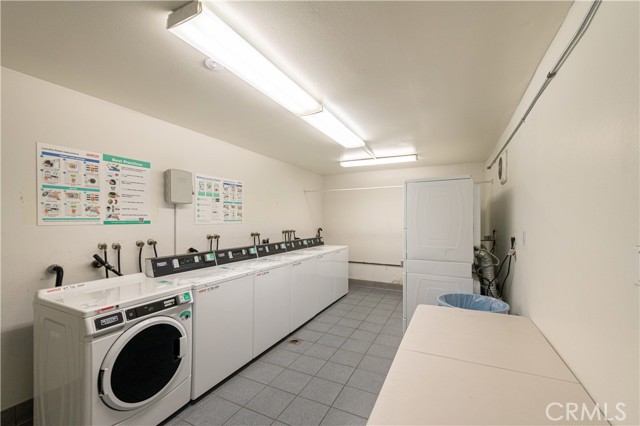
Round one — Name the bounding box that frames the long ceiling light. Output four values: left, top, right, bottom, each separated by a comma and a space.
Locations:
340, 154, 418, 168
167, 1, 364, 149
301, 109, 364, 149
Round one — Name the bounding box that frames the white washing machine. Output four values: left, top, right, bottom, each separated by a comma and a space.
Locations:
33, 273, 193, 426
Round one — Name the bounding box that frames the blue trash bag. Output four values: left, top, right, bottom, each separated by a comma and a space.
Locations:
437, 293, 510, 314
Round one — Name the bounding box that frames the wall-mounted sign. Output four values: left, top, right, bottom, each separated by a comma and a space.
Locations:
37, 143, 151, 225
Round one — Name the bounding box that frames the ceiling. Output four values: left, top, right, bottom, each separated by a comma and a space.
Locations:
1, 1, 572, 175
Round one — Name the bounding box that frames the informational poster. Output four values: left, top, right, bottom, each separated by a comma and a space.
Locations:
37, 143, 151, 225
194, 173, 243, 224
102, 154, 151, 225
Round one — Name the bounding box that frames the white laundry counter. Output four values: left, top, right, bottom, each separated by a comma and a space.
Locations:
368, 305, 608, 425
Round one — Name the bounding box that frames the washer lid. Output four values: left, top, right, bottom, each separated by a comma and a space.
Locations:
35, 273, 192, 318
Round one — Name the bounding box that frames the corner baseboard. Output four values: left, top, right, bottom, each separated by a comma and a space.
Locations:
349, 278, 402, 292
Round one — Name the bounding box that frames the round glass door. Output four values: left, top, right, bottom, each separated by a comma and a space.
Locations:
99, 317, 187, 410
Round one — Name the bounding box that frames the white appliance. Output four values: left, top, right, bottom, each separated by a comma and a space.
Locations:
333, 247, 349, 301
403, 176, 477, 331
33, 274, 193, 426
253, 261, 293, 356
171, 266, 255, 400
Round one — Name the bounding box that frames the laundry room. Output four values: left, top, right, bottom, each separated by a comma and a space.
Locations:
1, 1, 638, 426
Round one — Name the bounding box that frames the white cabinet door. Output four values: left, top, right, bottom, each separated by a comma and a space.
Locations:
405, 178, 473, 263
192, 275, 253, 399
253, 265, 292, 357
333, 248, 349, 300
316, 254, 334, 312
290, 257, 317, 331
404, 272, 472, 326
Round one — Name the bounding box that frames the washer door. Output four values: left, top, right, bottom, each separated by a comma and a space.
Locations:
98, 316, 188, 411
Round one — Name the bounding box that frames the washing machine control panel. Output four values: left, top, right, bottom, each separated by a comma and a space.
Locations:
125, 292, 192, 321
284, 240, 306, 251
256, 243, 287, 257
215, 246, 258, 265
145, 252, 217, 277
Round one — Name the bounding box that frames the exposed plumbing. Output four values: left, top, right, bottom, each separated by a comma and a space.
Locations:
207, 234, 220, 251
47, 264, 64, 287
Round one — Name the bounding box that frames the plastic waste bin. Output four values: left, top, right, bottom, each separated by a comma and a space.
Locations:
437, 293, 510, 314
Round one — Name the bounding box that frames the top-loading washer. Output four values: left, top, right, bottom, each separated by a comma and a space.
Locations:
33, 273, 193, 426
146, 249, 256, 400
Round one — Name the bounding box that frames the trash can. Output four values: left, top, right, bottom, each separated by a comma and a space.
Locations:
437, 293, 510, 314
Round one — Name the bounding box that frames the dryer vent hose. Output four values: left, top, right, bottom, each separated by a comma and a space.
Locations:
475, 248, 500, 298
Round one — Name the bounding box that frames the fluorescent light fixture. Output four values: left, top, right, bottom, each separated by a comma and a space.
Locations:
301, 109, 365, 149
168, 1, 321, 116
340, 154, 418, 168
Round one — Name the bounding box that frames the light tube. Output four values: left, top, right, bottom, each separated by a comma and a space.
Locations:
301, 109, 365, 149
340, 154, 418, 168
168, 2, 321, 116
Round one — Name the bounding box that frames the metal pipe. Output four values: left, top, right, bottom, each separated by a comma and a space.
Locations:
487, 0, 602, 170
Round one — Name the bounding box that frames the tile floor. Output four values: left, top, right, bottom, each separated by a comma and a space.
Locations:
164, 285, 403, 426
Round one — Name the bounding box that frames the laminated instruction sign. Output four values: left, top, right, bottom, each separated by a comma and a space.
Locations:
37, 143, 151, 225
195, 173, 244, 224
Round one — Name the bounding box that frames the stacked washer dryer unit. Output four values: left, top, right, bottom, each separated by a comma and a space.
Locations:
33, 273, 193, 426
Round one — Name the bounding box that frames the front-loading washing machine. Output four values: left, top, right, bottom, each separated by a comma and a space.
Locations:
33, 273, 193, 426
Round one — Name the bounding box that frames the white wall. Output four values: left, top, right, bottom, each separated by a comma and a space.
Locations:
322, 164, 486, 284
486, 2, 638, 424
0, 68, 324, 409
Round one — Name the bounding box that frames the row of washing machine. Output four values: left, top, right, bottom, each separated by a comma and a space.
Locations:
33, 239, 349, 426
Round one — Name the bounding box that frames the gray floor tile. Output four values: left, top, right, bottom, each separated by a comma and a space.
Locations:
344, 311, 368, 321
223, 408, 273, 426
289, 354, 326, 375
240, 361, 285, 385
346, 369, 386, 394
299, 377, 343, 406
364, 315, 387, 325
350, 305, 373, 314
271, 422, 288, 426
245, 387, 296, 419
180, 395, 241, 426
380, 322, 403, 337
326, 307, 350, 317
337, 318, 362, 328
277, 396, 329, 426
327, 325, 355, 338
163, 416, 193, 426
349, 329, 377, 343
304, 343, 338, 360
369, 309, 392, 318
328, 349, 364, 368
279, 339, 314, 354
316, 333, 347, 348
374, 333, 402, 348
357, 301, 377, 308
389, 311, 402, 320
358, 355, 393, 375
316, 361, 355, 385
292, 328, 324, 343
270, 369, 313, 394
364, 295, 383, 302
305, 321, 333, 333
332, 386, 378, 418
340, 338, 372, 354
214, 376, 266, 405
263, 349, 301, 368
319, 408, 367, 426
366, 343, 398, 360
315, 314, 342, 325
357, 321, 384, 333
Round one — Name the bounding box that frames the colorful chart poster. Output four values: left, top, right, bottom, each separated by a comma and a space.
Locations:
38, 144, 103, 225
194, 173, 223, 225
37, 143, 151, 226
222, 179, 244, 222
194, 173, 243, 224
102, 154, 151, 225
